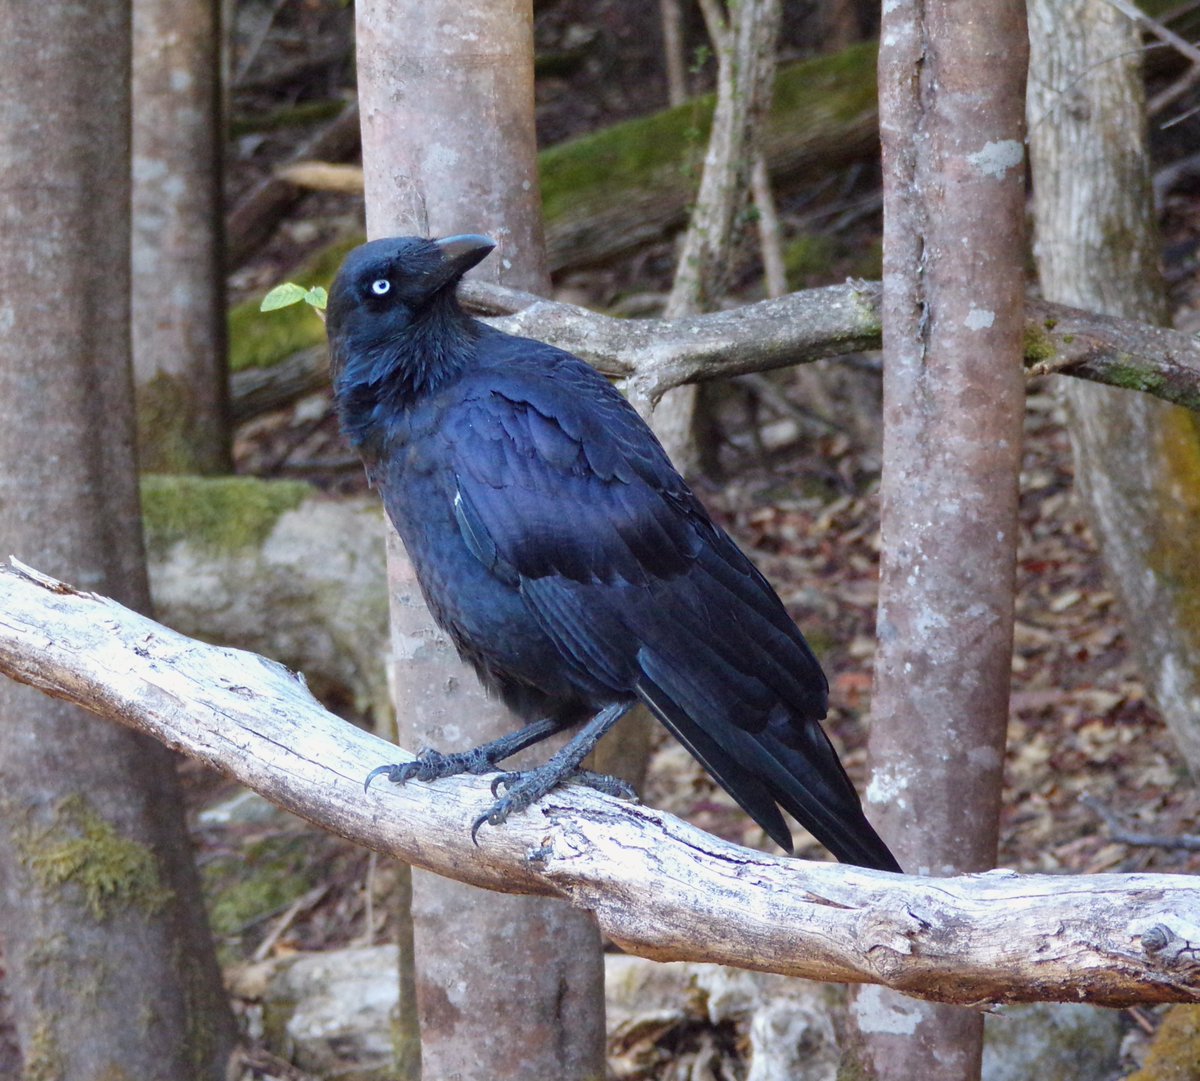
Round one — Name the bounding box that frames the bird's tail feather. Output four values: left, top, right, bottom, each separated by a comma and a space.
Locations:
636, 670, 900, 872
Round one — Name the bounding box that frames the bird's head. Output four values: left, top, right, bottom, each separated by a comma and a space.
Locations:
327, 233, 496, 349
326, 234, 496, 419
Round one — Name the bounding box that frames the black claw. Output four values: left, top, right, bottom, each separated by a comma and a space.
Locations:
471, 794, 521, 844
364, 763, 402, 792
490, 772, 518, 797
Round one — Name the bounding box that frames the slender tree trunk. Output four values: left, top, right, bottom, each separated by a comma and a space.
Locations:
660, 0, 688, 107
132, 0, 231, 473
665, 0, 781, 318
356, 2, 607, 1078
1027, 0, 1200, 774
0, 1, 235, 1077
851, 2, 1028, 1078
653, 0, 783, 467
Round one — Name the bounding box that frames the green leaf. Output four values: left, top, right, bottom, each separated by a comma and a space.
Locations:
304, 286, 328, 310
259, 283, 310, 312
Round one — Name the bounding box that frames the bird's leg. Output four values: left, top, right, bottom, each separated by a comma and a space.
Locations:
364, 714, 572, 791
472, 702, 635, 841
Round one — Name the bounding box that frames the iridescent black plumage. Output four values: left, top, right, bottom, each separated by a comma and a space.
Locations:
328, 234, 899, 871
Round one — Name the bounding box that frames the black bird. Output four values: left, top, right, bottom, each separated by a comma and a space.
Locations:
328, 233, 900, 872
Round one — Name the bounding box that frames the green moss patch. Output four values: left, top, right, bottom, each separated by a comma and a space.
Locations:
140, 474, 310, 559
1127, 1006, 1200, 1081
24, 1019, 65, 1081
230, 99, 347, 137
20, 795, 173, 921
539, 41, 878, 229
1022, 323, 1058, 366
203, 833, 317, 938
1102, 359, 1166, 397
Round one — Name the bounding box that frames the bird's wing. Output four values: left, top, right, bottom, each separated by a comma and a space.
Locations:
445, 350, 705, 588
444, 343, 831, 733
443, 342, 897, 868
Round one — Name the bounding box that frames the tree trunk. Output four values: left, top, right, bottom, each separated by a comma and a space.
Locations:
1027, 0, 1200, 774
0, 2, 235, 1077
132, 0, 231, 473
355, 2, 607, 1078
852, 1, 1028, 1078
653, 0, 783, 469
665, 0, 781, 317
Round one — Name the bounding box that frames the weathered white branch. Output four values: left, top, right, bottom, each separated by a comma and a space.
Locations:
1, 559, 1198, 1007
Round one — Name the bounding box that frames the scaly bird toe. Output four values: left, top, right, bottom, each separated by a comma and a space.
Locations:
364, 746, 504, 794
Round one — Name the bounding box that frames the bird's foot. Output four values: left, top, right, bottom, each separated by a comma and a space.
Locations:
364, 746, 498, 792
363, 716, 578, 794
471, 767, 637, 843
491, 768, 636, 801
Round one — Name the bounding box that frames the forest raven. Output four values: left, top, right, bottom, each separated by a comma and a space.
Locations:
328, 234, 899, 872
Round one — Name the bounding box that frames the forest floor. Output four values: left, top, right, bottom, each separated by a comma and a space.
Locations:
190, 1, 1200, 1078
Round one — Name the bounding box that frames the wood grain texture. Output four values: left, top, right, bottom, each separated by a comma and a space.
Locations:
1, 560, 1198, 1007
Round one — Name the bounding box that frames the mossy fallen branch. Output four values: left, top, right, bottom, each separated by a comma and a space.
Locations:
540, 41, 878, 270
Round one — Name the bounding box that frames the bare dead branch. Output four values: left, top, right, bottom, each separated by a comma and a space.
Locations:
462, 281, 1200, 412
229, 282, 1200, 422
0, 559, 1199, 1008
1105, 0, 1200, 67
1081, 794, 1200, 853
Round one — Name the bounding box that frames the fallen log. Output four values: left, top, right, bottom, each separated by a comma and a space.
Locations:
538, 40, 879, 270
226, 103, 361, 269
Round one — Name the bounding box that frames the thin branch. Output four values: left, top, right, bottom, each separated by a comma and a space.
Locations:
659, 0, 689, 106
1081, 794, 1200, 853
1105, 0, 1200, 114
751, 154, 788, 299
1105, 0, 1200, 67
0, 559, 1199, 1007
695, 0, 731, 53
229, 282, 1200, 422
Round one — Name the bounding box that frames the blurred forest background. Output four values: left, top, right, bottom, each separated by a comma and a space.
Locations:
4, 0, 1200, 1078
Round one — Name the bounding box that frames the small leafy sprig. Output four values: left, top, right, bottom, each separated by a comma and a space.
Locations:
259, 283, 328, 319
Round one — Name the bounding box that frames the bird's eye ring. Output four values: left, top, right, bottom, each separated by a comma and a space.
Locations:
371, 279, 391, 296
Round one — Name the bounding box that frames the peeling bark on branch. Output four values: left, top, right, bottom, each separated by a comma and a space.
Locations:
1, 560, 1199, 1008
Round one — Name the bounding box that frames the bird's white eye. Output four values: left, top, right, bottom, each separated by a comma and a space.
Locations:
371, 279, 391, 296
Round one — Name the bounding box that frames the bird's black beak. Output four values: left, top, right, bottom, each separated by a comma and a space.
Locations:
435, 234, 496, 282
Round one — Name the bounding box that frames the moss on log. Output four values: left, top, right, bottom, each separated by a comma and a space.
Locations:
230, 44, 879, 374
539, 40, 878, 269
229, 236, 360, 374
